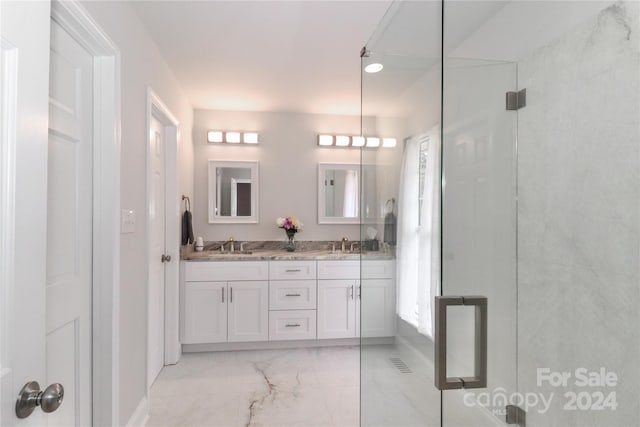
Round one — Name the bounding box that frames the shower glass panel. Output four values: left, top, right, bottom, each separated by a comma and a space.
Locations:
361, 0, 639, 426
360, 1, 443, 425
440, 0, 519, 423
440, 58, 518, 425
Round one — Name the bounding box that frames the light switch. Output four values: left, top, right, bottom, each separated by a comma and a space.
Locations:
121, 209, 136, 234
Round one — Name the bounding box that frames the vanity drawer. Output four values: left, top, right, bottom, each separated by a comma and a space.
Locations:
269, 260, 316, 280
269, 280, 317, 310
184, 261, 269, 282
269, 310, 317, 341
317, 260, 360, 280
361, 260, 395, 279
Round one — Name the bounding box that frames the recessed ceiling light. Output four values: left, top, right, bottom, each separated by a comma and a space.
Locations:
364, 63, 383, 73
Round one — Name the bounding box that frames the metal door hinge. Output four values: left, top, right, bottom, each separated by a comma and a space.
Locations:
360, 46, 370, 58
506, 89, 526, 110
506, 404, 526, 426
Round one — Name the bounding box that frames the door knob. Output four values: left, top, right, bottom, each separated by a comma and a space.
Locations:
15, 381, 64, 418
161, 254, 171, 263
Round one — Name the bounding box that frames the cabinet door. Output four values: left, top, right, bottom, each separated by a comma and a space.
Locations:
360, 279, 396, 338
317, 280, 357, 339
227, 281, 269, 342
182, 282, 227, 344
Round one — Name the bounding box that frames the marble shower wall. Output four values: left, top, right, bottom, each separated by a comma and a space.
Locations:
517, 2, 640, 426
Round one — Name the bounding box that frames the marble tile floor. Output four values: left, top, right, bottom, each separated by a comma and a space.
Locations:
147, 346, 361, 427
147, 344, 492, 427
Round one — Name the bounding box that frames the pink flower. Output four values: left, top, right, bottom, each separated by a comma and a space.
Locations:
276, 216, 303, 232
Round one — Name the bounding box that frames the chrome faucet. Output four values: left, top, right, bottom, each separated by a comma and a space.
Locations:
341, 237, 349, 253
220, 237, 235, 253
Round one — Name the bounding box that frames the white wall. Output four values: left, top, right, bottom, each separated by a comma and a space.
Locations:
79, 2, 194, 424
193, 109, 363, 242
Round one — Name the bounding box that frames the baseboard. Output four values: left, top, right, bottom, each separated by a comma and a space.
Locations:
126, 395, 149, 427
182, 336, 394, 353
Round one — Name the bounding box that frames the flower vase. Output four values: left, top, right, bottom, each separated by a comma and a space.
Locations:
286, 230, 296, 252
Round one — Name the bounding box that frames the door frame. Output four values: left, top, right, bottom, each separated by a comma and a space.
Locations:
230, 178, 251, 216
145, 88, 180, 392
50, 1, 121, 425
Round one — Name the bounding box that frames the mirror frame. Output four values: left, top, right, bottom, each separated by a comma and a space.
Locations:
208, 160, 259, 224
318, 162, 360, 224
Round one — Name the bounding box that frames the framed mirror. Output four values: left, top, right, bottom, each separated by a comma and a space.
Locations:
318, 163, 360, 224
208, 160, 259, 223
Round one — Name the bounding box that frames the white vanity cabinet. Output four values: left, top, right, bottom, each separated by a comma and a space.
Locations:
182, 281, 227, 344
317, 279, 358, 339
181, 261, 269, 344
268, 261, 317, 341
181, 258, 396, 348
227, 281, 269, 342
317, 260, 396, 339
360, 260, 396, 338
317, 261, 360, 339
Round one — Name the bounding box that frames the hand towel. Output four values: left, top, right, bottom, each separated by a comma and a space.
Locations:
384, 212, 397, 245
181, 210, 194, 245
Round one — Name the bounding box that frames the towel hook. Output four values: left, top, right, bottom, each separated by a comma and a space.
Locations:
181, 195, 191, 211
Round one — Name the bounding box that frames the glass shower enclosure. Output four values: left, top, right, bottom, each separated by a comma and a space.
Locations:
360, 1, 639, 426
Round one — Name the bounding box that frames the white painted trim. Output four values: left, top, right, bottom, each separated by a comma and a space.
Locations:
181, 337, 393, 353
230, 177, 251, 217
50, 1, 121, 425
126, 395, 150, 427
0, 37, 17, 390
145, 88, 181, 394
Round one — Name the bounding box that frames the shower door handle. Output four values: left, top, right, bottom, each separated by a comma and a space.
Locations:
434, 295, 487, 390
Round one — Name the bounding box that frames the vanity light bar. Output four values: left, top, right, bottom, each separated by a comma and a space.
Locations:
317, 134, 396, 149
207, 130, 260, 144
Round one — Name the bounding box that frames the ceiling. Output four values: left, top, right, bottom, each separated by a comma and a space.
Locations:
131, 1, 393, 115
132, 1, 614, 117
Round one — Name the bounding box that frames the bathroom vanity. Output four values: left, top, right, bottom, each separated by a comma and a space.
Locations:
180, 254, 395, 352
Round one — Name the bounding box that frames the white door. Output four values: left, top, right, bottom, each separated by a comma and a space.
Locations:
227, 281, 268, 342
182, 282, 228, 344
1, 4, 95, 425
317, 280, 357, 339
148, 115, 166, 387
0, 2, 51, 426
46, 19, 94, 426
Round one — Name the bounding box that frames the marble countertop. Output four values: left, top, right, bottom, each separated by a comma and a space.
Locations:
181, 248, 394, 261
